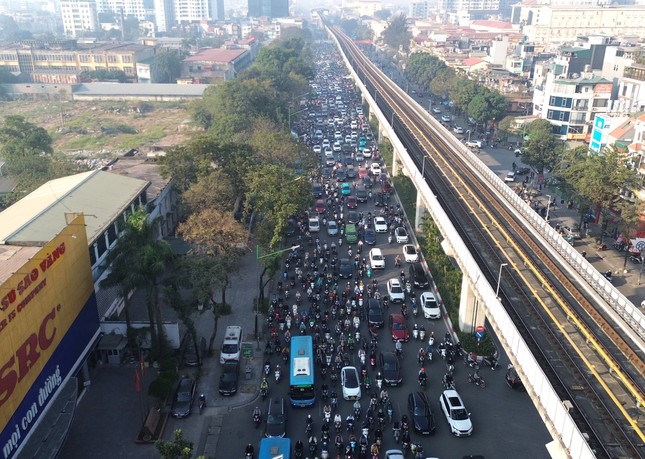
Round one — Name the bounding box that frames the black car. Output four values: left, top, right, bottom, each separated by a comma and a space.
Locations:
514, 167, 530, 175
379, 352, 402, 386
346, 165, 357, 179
218, 361, 240, 396
171, 377, 196, 418
362, 176, 373, 188
265, 398, 287, 437
367, 299, 384, 327
409, 262, 429, 288
321, 167, 332, 179
355, 186, 368, 203
347, 211, 360, 224
338, 258, 353, 278
363, 228, 377, 245
375, 192, 388, 207
336, 169, 347, 182
312, 183, 323, 198
408, 391, 435, 435
342, 155, 354, 166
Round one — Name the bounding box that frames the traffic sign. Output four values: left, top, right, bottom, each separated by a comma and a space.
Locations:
475, 325, 485, 339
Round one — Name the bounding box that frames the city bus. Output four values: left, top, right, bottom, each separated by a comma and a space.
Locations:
258, 437, 291, 459
289, 335, 316, 407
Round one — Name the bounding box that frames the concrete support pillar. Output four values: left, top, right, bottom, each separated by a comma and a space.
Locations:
415, 193, 427, 233
458, 276, 485, 333
391, 148, 399, 177
378, 126, 384, 143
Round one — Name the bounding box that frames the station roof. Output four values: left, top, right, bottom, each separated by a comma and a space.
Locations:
0, 170, 148, 246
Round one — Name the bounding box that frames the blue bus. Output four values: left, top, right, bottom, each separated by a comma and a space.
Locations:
258, 437, 291, 459
289, 335, 316, 407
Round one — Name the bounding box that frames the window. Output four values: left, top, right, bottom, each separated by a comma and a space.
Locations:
107, 55, 117, 63
550, 96, 556, 106
80, 54, 90, 63
122, 55, 131, 63
561, 98, 567, 107
559, 112, 566, 121
93, 55, 103, 62
547, 110, 554, 119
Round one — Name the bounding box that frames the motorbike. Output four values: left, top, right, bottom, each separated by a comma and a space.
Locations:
260, 387, 268, 400
253, 412, 261, 428
419, 327, 426, 341
464, 352, 498, 370
506, 364, 525, 391
198, 394, 206, 414
418, 374, 427, 388
331, 393, 338, 410
442, 372, 455, 390
467, 373, 486, 388
264, 361, 271, 376
376, 373, 383, 391
274, 366, 281, 383
412, 324, 419, 340
412, 304, 418, 317
320, 443, 330, 459
370, 352, 376, 368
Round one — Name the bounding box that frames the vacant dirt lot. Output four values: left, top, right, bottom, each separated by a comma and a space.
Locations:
0, 99, 198, 160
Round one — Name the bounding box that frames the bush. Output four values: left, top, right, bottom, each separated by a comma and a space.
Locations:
457, 331, 496, 357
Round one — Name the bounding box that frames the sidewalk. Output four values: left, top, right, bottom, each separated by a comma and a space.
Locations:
192, 249, 264, 457
480, 144, 645, 308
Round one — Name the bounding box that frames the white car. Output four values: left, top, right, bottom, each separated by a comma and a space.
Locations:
369, 248, 385, 269
394, 227, 409, 244
465, 139, 482, 149
441, 114, 451, 122
403, 244, 419, 263
324, 147, 333, 156
453, 126, 464, 134
387, 278, 405, 303
308, 216, 320, 233
341, 366, 362, 400
313, 145, 322, 154
333, 142, 342, 152
374, 217, 388, 233
431, 107, 441, 114
385, 450, 405, 459
362, 148, 372, 159
327, 220, 338, 236
420, 291, 440, 319
370, 163, 381, 175
504, 171, 516, 182
439, 389, 473, 436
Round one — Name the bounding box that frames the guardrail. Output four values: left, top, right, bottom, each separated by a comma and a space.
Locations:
327, 26, 597, 459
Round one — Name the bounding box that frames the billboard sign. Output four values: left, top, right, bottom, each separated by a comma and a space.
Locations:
0, 215, 100, 459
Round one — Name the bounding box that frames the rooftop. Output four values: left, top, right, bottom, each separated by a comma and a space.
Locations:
183, 48, 247, 63
71, 83, 208, 97
0, 170, 149, 247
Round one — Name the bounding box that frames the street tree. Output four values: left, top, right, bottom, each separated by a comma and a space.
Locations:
181, 169, 237, 213
404, 53, 446, 90
519, 119, 562, 175
449, 78, 479, 112
614, 199, 645, 268
467, 88, 507, 126
557, 145, 641, 242
244, 164, 312, 248
381, 14, 412, 52
428, 67, 455, 99
100, 207, 174, 357
497, 115, 516, 143
177, 207, 246, 256
173, 253, 238, 354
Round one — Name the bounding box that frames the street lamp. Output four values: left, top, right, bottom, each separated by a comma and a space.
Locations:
255, 244, 301, 349
467, 130, 472, 143
495, 263, 508, 298
545, 194, 552, 221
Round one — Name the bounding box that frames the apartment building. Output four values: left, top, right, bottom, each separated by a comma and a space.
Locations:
0, 39, 155, 83
96, 0, 148, 20
617, 64, 645, 114
518, 4, 645, 45
60, 0, 100, 37
181, 47, 251, 82
533, 69, 612, 139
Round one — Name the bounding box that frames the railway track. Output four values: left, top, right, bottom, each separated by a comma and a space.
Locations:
328, 25, 645, 458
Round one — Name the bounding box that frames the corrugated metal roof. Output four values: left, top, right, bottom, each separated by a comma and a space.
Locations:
72, 83, 209, 96
0, 170, 148, 246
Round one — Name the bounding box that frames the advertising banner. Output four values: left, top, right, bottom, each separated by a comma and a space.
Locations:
0, 215, 100, 459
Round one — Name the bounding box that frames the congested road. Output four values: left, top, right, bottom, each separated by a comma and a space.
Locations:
214, 42, 552, 459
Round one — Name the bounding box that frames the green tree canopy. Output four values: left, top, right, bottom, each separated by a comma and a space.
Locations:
374, 9, 392, 20
466, 88, 507, 125
404, 52, 447, 91
381, 14, 412, 52
520, 119, 562, 174
155, 49, 183, 83
428, 67, 455, 99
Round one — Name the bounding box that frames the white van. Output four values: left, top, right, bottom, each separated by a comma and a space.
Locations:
308, 216, 320, 233
220, 325, 242, 363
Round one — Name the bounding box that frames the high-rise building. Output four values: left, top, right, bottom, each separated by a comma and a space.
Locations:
247, 0, 287, 17
409, 1, 429, 18
96, 0, 147, 19
60, 0, 99, 37
154, 0, 175, 31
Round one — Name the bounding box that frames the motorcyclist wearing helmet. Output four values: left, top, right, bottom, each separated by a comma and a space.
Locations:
260, 378, 268, 391
245, 443, 254, 457
418, 367, 427, 384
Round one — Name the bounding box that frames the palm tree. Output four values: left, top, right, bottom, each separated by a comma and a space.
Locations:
100, 207, 174, 357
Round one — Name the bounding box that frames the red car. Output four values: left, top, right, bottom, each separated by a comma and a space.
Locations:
315, 199, 326, 214
381, 179, 393, 194
388, 313, 409, 342
346, 196, 358, 209
358, 167, 368, 179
